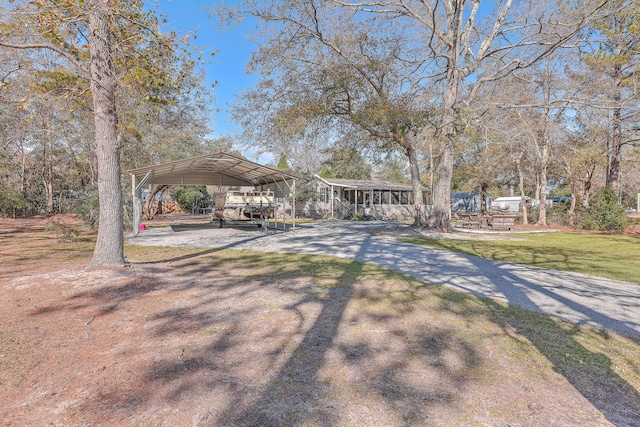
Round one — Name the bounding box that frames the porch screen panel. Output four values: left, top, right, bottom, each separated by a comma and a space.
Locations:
392, 191, 400, 205
382, 191, 390, 204
373, 190, 380, 204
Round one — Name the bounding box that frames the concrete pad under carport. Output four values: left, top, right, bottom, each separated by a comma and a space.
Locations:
128, 221, 277, 249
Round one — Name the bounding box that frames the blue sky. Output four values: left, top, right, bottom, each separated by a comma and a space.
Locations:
149, 0, 258, 139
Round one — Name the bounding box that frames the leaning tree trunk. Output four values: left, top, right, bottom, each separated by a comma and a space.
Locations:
582, 164, 596, 209
88, 0, 125, 267
143, 184, 169, 220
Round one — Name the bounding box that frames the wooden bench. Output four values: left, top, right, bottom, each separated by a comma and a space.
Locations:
488, 214, 517, 230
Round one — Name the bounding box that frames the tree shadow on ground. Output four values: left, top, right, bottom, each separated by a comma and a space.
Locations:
210, 236, 481, 426
107, 235, 483, 426
15, 220, 639, 426
125, 231, 271, 265
465, 254, 640, 427
484, 298, 640, 426
356, 236, 640, 425
218, 262, 356, 426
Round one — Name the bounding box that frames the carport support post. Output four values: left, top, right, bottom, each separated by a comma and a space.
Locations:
131, 170, 152, 237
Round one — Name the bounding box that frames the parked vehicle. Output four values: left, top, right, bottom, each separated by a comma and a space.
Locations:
551, 195, 571, 203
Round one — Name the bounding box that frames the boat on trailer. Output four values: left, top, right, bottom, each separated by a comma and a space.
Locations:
212, 190, 276, 228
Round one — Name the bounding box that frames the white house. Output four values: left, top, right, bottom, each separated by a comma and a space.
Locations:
298, 175, 428, 220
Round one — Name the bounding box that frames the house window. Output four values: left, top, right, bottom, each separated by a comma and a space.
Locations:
318, 187, 328, 203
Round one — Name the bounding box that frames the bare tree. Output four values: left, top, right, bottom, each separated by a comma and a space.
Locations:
331, 0, 612, 229
506, 58, 578, 226
227, 1, 433, 225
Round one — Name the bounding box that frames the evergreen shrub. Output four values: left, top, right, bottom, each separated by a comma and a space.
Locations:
582, 187, 628, 231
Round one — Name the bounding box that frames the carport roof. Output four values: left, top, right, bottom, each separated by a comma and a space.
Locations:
129, 152, 297, 187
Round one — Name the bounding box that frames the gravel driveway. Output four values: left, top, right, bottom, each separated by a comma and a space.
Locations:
127, 220, 640, 336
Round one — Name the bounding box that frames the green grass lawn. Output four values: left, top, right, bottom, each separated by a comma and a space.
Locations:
400, 232, 640, 284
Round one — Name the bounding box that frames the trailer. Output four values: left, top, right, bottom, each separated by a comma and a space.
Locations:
212, 190, 277, 228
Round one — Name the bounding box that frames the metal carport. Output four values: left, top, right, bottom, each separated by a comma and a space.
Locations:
128, 152, 297, 236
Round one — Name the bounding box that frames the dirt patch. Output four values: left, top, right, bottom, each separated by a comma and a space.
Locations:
1, 216, 638, 426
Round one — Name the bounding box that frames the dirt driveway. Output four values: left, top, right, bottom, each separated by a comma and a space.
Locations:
2, 216, 639, 427
127, 220, 640, 337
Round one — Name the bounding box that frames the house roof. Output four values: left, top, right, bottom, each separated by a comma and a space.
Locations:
128, 152, 297, 187
315, 176, 421, 191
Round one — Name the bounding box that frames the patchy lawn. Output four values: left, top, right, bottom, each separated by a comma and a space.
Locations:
400, 230, 640, 284
1, 216, 639, 426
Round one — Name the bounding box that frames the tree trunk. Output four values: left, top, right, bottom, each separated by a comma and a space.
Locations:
42, 140, 55, 214
88, 0, 125, 267
563, 157, 575, 226
406, 136, 427, 226
43, 169, 54, 214
431, 69, 459, 230
582, 164, 596, 209
143, 184, 169, 220
606, 40, 623, 194
608, 105, 622, 194
568, 190, 576, 226
516, 155, 528, 225
479, 182, 488, 215
20, 149, 26, 195
537, 138, 548, 226
431, 141, 453, 230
